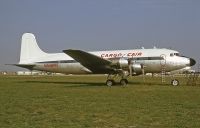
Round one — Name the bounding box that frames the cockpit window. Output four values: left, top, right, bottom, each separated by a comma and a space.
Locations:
174, 53, 179, 56
170, 53, 180, 56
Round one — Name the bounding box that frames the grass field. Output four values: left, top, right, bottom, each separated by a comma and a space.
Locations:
0, 75, 200, 128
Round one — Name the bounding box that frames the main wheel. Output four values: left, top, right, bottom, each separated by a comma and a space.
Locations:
171, 79, 179, 86
120, 79, 128, 86
106, 80, 115, 86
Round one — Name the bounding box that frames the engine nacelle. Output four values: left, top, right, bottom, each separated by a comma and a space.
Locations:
111, 58, 129, 70
118, 58, 129, 69
110, 59, 143, 75
131, 63, 143, 75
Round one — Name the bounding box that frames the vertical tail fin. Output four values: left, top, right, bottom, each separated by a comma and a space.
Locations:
19, 33, 48, 64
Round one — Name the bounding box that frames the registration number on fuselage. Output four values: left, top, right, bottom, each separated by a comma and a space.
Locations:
44, 64, 58, 68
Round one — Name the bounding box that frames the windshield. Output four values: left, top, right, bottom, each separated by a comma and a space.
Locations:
170, 53, 180, 56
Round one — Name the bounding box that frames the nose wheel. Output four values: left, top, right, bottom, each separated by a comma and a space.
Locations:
171, 79, 179, 86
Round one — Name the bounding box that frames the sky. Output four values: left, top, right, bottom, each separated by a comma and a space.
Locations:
0, 0, 200, 71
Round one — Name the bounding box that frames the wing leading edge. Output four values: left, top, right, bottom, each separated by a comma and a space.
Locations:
63, 49, 116, 74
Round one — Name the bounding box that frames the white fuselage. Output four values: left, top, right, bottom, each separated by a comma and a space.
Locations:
16, 33, 195, 75
29, 48, 191, 74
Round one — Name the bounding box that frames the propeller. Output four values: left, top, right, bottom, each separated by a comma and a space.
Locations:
128, 59, 133, 76
141, 64, 145, 83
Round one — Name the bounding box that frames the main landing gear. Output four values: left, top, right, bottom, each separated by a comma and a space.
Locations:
106, 79, 128, 86
106, 73, 129, 86
106, 79, 115, 86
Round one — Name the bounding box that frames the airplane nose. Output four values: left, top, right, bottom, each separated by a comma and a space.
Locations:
190, 58, 196, 66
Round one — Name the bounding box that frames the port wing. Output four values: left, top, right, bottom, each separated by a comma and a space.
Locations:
63, 49, 115, 74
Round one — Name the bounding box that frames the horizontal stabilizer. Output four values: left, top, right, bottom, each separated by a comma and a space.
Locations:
6, 64, 35, 70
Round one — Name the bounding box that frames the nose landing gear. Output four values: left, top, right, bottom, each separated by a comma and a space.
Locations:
171, 79, 179, 86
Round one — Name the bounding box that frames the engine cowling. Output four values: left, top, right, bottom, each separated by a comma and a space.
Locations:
118, 58, 129, 69
110, 58, 143, 75
111, 58, 129, 70
131, 63, 143, 75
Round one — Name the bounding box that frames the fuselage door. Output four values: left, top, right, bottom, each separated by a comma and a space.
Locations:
160, 54, 166, 66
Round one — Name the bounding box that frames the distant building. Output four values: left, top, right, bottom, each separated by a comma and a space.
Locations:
0, 70, 65, 76
16, 71, 65, 76
0, 71, 16, 75
17, 71, 46, 75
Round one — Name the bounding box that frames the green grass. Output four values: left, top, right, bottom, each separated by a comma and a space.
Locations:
0, 75, 200, 128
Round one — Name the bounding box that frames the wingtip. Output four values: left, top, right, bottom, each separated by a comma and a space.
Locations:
63, 49, 71, 54
63, 49, 79, 53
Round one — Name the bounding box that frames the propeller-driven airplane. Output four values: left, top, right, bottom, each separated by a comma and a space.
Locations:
12, 33, 196, 86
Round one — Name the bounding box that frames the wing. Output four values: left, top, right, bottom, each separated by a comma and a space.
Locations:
63, 49, 116, 74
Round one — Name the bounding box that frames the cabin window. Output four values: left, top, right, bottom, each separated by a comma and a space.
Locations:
170, 53, 174, 56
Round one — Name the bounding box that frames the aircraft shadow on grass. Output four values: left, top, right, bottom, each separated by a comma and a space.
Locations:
20, 80, 164, 87
22, 81, 104, 87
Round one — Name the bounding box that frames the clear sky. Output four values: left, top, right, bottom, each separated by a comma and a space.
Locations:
0, 0, 200, 71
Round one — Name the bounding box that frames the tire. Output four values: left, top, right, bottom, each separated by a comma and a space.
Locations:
171, 79, 179, 86
120, 79, 128, 86
106, 80, 115, 86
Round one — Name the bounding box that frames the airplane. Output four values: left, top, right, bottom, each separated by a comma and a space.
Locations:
12, 33, 196, 86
